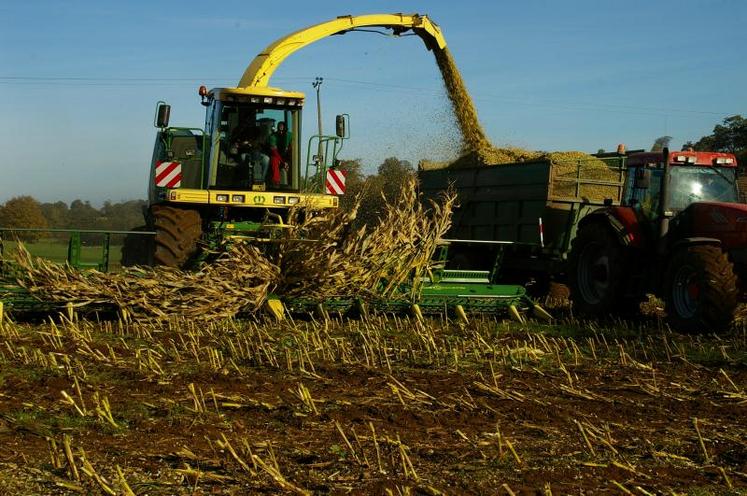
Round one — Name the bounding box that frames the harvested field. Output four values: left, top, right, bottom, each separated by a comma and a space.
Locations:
0, 314, 745, 494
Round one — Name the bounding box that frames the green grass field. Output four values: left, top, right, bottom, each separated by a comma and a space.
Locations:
1, 239, 123, 271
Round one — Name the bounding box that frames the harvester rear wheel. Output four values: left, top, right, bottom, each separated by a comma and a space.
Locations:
568, 222, 627, 316
151, 206, 202, 268
663, 245, 737, 333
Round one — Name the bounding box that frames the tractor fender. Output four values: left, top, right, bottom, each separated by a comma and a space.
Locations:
578, 207, 641, 247
670, 237, 722, 252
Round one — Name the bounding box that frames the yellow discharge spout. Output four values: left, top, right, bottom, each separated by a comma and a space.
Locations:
238, 13, 447, 88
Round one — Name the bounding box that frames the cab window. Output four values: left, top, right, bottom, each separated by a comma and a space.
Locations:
625, 167, 663, 218
211, 103, 298, 192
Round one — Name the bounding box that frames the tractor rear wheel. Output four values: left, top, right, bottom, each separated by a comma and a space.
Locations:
663, 245, 737, 333
151, 206, 202, 268
568, 222, 628, 316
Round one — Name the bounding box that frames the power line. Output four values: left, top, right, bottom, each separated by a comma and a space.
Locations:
321, 77, 732, 117
0, 75, 314, 82
0, 74, 737, 117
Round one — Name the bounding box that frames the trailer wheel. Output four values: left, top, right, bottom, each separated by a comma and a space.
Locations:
663, 245, 737, 333
568, 222, 627, 316
151, 206, 202, 268
120, 225, 154, 267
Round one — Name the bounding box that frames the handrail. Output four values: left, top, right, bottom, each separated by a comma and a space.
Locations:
0, 228, 156, 235
0, 228, 156, 272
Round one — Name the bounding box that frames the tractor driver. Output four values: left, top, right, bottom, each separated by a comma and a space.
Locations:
252, 119, 274, 189
229, 117, 270, 189
269, 121, 292, 187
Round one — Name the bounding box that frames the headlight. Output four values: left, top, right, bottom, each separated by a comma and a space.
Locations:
231, 194, 245, 203
715, 157, 735, 165
216, 194, 229, 202
287, 196, 300, 205
273, 196, 286, 204
263, 97, 273, 104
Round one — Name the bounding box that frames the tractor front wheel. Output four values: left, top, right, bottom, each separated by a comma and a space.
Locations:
568, 222, 628, 316
151, 205, 202, 268
663, 245, 737, 333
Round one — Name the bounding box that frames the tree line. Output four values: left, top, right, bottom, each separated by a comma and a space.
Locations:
684, 115, 747, 165
0, 197, 146, 241
2, 114, 744, 240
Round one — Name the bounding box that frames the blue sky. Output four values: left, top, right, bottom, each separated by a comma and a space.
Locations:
1, 0, 745, 204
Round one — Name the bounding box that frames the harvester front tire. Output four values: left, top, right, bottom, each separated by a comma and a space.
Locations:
663, 245, 737, 333
568, 222, 628, 317
152, 206, 202, 268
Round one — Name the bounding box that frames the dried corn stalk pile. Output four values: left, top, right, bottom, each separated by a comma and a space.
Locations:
430, 47, 620, 200
12, 243, 277, 321
276, 177, 456, 301
272, 197, 369, 298
8, 180, 456, 318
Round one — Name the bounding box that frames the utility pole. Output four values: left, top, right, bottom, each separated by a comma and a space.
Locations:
312, 77, 324, 167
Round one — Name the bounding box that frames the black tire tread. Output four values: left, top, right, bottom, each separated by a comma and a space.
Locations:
568, 222, 628, 316
664, 245, 738, 333
151, 206, 202, 268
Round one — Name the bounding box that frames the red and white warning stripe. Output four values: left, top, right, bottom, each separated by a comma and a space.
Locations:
325, 169, 347, 195
155, 161, 182, 188
538, 217, 545, 248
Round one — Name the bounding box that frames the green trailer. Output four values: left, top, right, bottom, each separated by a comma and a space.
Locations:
418, 153, 631, 292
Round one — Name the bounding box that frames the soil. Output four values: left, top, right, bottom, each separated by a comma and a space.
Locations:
0, 315, 745, 495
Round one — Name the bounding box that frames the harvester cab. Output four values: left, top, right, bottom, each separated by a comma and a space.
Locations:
151, 86, 346, 198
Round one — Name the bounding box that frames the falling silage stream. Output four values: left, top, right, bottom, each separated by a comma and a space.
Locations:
430, 47, 620, 200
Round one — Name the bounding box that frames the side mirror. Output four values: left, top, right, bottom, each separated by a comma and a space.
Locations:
634, 168, 651, 189
155, 103, 171, 128
335, 115, 345, 138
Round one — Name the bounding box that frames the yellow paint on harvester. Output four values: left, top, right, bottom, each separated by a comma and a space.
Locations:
264, 298, 285, 321
509, 304, 525, 324
455, 305, 469, 325
411, 304, 424, 323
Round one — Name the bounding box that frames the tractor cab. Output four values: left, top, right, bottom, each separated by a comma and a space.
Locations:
622, 150, 739, 223
571, 148, 744, 331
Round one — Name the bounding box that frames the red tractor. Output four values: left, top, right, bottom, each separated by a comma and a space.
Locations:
569, 148, 744, 332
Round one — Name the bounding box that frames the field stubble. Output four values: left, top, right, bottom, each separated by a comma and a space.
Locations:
0, 312, 745, 495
